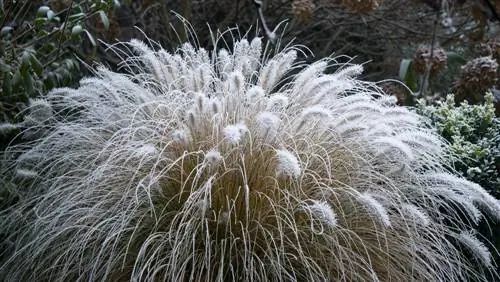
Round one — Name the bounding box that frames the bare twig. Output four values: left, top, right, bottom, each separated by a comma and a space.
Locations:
252, 0, 276, 44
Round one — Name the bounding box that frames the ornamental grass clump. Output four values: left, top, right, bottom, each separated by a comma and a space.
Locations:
1, 33, 500, 281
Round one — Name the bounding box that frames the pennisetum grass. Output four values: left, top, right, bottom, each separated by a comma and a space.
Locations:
0, 29, 499, 281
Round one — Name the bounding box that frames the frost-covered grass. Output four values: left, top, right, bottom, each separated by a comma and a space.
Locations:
0, 32, 499, 281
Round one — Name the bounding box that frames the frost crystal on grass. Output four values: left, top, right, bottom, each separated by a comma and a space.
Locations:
204, 150, 222, 165
358, 192, 391, 227
275, 149, 301, 178
309, 200, 338, 228
458, 231, 492, 268
0, 122, 18, 135
15, 169, 38, 179
223, 123, 248, 144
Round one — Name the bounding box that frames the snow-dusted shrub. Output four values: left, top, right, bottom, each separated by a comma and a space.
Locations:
1, 34, 499, 281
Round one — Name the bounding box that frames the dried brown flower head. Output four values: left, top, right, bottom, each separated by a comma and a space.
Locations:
292, 0, 316, 22
413, 46, 447, 76
341, 0, 382, 13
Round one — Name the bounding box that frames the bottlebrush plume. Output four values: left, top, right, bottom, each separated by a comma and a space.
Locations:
0, 31, 499, 282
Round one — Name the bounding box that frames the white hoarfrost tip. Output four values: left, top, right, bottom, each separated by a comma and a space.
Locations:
301, 106, 331, 119
171, 129, 189, 144
204, 150, 222, 165
135, 143, 157, 156
358, 192, 391, 227
246, 86, 266, 104
458, 231, 492, 268
256, 112, 281, 130
28, 98, 53, 121
0, 122, 18, 135
194, 92, 207, 112
401, 204, 430, 226
15, 169, 38, 179
309, 200, 338, 228
223, 123, 248, 144
266, 94, 289, 110
275, 149, 301, 178
334, 64, 364, 79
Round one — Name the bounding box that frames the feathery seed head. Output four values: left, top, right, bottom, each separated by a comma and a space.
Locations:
27, 98, 53, 122
266, 94, 289, 110
134, 143, 158, 156
256, 111, 281, 130
223, 123, 248, 144
15, 168, 38, 179
204, 150, 222, 166
0, 122, 18, 135
246, 86, 266, 104
171, 129, 190, 144
301, 105, 332, 119
401, 204, 431, 226
334, 64, 364, 79
307, 200, 338, 228
458, 231, 493, 268
358, 192, 391, 227
275, 149, 302, 178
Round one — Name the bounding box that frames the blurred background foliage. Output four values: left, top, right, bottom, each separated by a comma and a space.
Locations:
0, 0, 119, 122
0, 0, 499, 274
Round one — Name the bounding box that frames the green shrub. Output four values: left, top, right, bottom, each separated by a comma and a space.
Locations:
418, 93, 499, 198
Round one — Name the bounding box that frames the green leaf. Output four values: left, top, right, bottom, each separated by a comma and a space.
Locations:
399, 58, 412, 81
46, 10, 55, 21
34, 17, 48, 28
71, 25, 83, 35
0, 59, 12, 73
68, 12, 86, 20
399, 59, 418, 92
21, 50, 31, 64
2, 72, 12, 96
24, 73, 34, 95
44, 72, 56, 90
98, 10, 110, 30
12, 70, 21, 88
19, 61, 30, 79
37, 6, 50, 16
30, 55, 43, 76
0, 26, 13, 37
83, 29, 97, 47
446, 51, 467, 66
